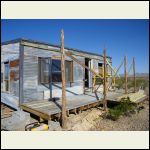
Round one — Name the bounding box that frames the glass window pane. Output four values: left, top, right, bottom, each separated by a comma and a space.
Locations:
65, 61, 72, 82
39, 58, 50, 84
5, 63, 9, 80
52, 59, 61, 82
52, 60, 61, 72
1, 72, 3, 83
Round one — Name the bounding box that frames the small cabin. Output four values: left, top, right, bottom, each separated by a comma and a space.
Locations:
1, 38, 112, 104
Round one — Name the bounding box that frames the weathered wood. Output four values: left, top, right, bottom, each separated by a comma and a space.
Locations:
133, 57, 136, 93
60, 29, 67, 129
21, 104, 51, 120
21, 40, 109, 61
21, 95, 105, 122
103, 48, 107, 111
66, 51, 103, 79
124, 55, 128, 94
114, 59, 124, 77
49, 58, 52, 99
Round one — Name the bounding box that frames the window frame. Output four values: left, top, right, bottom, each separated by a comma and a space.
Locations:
38, 57, 74, 85
38, 57, 51, 84
4, 61, 10, 91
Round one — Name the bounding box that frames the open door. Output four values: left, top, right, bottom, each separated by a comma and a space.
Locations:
84, 58, 91, 90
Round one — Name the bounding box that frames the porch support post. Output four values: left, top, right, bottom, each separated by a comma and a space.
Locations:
60, 29, 67, 129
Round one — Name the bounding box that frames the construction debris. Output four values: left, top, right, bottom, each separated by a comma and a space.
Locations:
1, 103, 15, 119
1, 92, 19, 110
1, 110, 30, 131
117, 90, 147, 103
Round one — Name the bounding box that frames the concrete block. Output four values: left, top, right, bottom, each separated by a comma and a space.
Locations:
48, 121, 62, 131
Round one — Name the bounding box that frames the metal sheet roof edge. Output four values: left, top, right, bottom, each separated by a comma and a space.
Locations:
1, 38, 112, 59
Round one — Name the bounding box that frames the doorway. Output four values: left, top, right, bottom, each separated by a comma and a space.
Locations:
85, 58, 91, 88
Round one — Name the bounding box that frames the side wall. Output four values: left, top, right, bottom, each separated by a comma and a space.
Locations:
1, 43, 20, 96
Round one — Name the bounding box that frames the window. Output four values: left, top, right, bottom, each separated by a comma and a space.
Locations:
65, 60, 73, 82
52, 59, 73, 83
4, 62, 9, 91
1, 72, 3, 83
5, 62, 9, 80
38, 58, 73, 84
52, 59, 61, 82
39, 58, 50, 84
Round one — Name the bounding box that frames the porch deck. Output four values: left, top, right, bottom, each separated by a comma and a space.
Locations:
21, 90, 147, 121
21, 91, 124, 120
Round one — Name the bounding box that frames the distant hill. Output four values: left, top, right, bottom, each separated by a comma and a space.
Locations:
119, 73, 149, 77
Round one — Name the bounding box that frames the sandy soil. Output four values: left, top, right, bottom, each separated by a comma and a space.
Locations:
66, 100, 149, 131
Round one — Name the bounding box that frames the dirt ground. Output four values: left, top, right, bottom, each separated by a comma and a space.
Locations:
66, 100, 149, 131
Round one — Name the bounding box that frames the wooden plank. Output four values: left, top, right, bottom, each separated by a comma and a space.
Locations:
66, 51, 103, 79
60, 29, 67, 129
103, 48, 107, 111
21, 104, 51, 120
133, 57, 136, 93
21, 41, 108, 61
21, 96, 105, 121
124, 55, 128, 94
23, 100, 50, 105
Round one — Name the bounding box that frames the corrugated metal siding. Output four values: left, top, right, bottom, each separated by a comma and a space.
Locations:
73, 56, 84, 82
1, 43, 20, 54
23, 46, 85, 101
23, 55, 40, 102
1, 43, 20, 95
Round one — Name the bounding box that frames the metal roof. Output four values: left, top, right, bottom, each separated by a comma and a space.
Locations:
1, 38, 112, 59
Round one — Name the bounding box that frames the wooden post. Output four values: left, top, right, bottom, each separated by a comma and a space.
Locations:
19, 44, 24, 107
133, 57, 136, 93
103, 48, 107, 111
49, 58, 52, 99
124, 55, 128, 94
60, 29, 67, 129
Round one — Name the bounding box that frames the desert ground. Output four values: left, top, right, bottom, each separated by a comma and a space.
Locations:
65, 77, 149, 131
66, 100, 149, 131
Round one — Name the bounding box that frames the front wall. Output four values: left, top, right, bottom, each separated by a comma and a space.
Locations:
1, 43, 112, 102
23, 46, 85, 102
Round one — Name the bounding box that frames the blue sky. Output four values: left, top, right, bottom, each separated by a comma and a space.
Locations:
1, 19, 149, 74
